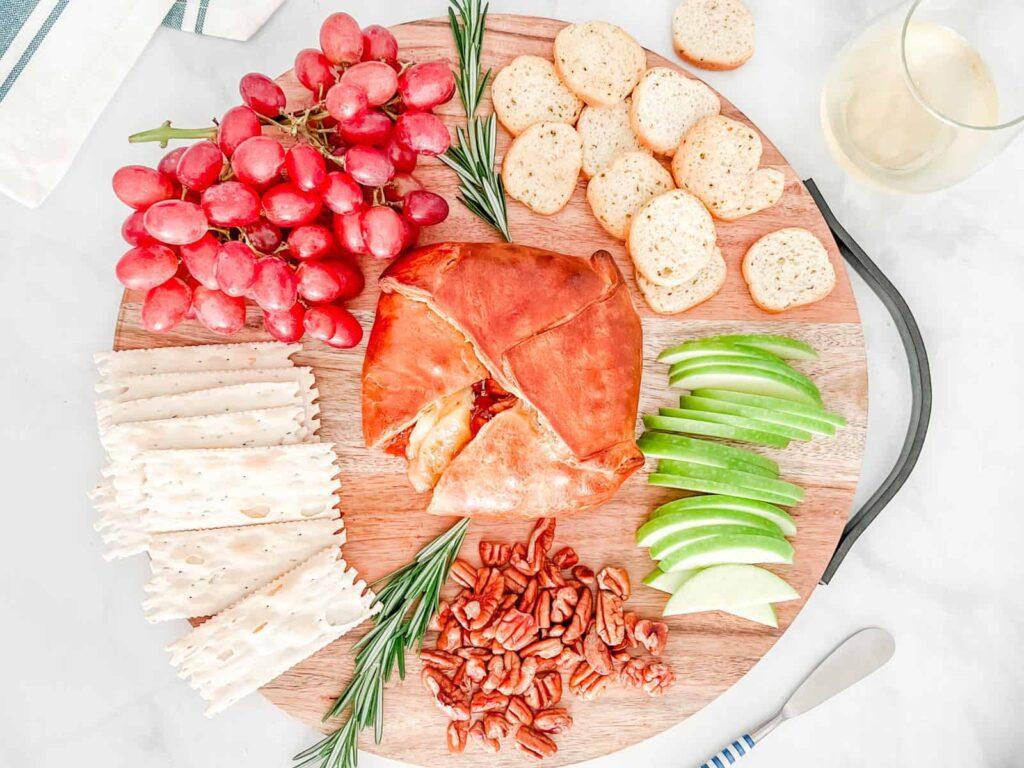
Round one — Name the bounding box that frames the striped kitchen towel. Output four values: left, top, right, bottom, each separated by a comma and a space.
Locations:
0, 0, 287, 208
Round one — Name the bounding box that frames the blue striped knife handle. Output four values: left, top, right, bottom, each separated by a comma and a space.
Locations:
699, 735, 756, 768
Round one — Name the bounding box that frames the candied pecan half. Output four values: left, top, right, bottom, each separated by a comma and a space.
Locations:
551, 546, 579, 569
504, 566, 529, 593
449, 559, 477, 589
437, 619, 463, 652
421, 666, 470, 720
499, 593, 518, 611
517, 578, 539, 613
562, 588, 593, 645
621, 611, 639, 647
480, 540, 512, 566
620, 658, 646, 689
582, 627, 613, 675
468, 568, 505, 630
526, 518, 556, 560
510, 544, 544, 576
483, 713, 511, 741
469, 720, 501, 753
501, 654, 538, 696
428, 599, 451, 632
521, 637, 564, 659
554, 645, 583, 673
494, 608, 537, 651
446, 720, 469, 754
506, 695, 534, 727
471, 691, 510, 714
550, 586, 579, 624
641, 661, 675, 695
537, 563, 567, 589
534, 588, 552, 629
421, 649, 462, 672
571, 565, 595, 586
568, 661, 610, 702
634, 619, 669, 656
596, 566, 631, 600
464, 655, 487, 683
595, 590, 625, 647
533, 707, 573, 735
524, 671, 562, 709
516, 726, 557, 760
481, 655, 505, 693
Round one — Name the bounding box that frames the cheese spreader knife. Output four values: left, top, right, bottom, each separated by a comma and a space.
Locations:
696, 627, 895, 767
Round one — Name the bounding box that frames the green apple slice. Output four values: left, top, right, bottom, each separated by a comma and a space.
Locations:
645, 414, 790, 448
669, 355, 820, 396
638, 431, 779, 476
657, 339, 782, 365
649, 473, 798, 505
708, 334, 818, 361
724, 603, 778, 627
651, 495, 796, 536
659, 534, 795, 573
669, 365, 822, 405
692, 388, 846, 427
681, 395, 836, 436
657, 460, 805, 503
642, 567, 697, 594
660, 406, 813, 442
663, 564, 799, 613
650, 524, 785, 561
637, 508, 786, 548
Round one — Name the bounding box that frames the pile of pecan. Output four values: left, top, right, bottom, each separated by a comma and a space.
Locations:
421, 518, 672, 759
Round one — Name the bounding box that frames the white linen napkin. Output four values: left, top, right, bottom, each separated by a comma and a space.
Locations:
0, 0, 287, 209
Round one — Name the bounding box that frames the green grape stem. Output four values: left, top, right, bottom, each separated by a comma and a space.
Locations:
128, 120, 218, 147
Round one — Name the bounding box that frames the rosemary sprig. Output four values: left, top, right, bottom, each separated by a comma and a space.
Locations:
293, 518, 470, 768
439, 0, 512, 242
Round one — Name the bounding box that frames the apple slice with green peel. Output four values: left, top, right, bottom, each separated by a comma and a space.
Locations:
650, 524, 785, 561
645, 414, 790, 449
638, 431, 779, 477
659, 534, 795, 573
643, 568, 781, 626
660, 406, 814, 442
642, 567, 697, 594
657, 339, 782, 365
637, 508, 786, 548
670, 365, 822, 405
649, 473, 798, 505
663, 564, 799, 613
692, 388, 846, 426
708, 334, 818, 361
657, 460, 805, 503
724, 602, 779, 627
651, 495, 797, 536
681, 395, 836, 436
668, 355, 820, 395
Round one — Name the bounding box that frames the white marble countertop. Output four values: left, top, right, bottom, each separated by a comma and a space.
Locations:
2, 1, 1022, 766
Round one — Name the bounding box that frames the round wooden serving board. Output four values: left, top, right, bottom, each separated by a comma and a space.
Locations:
113, 14, 867, 767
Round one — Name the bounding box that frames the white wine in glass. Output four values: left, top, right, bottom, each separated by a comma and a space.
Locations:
822, 0, 1024, 193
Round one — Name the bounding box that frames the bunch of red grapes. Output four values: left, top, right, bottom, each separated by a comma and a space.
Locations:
111, 12, 455, 347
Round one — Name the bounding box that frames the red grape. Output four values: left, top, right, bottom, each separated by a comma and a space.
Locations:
394, 112, 451, 156
243, 217, 283, 253
287, 224, 336, 261
214, 241, 257, 297
295, 49, 336, 96
158, 148, 187, 178
319, 12, 363, 65
328, 258, 365, 300
296, 260, 343, 303
251, 257, 298, 311
285, 144, 327, 192
142, 277, 192, 333
143, 200, 207, 245
403, 190, 449, 226
261, 182, 322, 228
304, 304, 362, 347
232, 136, 285, 187
176, 141, 224, 191
201, 180, 260, 227
218, 106, 262, 157
121, 210, 156, 246
360, 205, 405, 259
325, 82, 369, 123
115, 244, 179, 290
239, 73, 286, 117
385, 136, 418, 173
333, 211, 367, 255
346, 145, 394, 187
340, 61, 398, 107
338, 109, 391, 146
398, 61, 456, 111
180, 233, 220, 289
321, 171, 366, 215
112, 165, 175, 210
263, 303, 306, 342
361, 25, 398, 67
401, 217, 420, 249
384, 171, 422, 202
193, 286, 246, 334
327, 306, 363, 348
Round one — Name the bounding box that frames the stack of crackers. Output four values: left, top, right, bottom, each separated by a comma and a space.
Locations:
90, 341, 376, 716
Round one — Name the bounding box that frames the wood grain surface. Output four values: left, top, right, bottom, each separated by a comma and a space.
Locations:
112, 15, 866, 767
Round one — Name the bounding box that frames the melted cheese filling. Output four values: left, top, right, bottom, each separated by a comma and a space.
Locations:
405, 387, 474, 492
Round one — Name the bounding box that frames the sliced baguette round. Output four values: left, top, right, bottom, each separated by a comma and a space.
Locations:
553, 21, 647, 107
628, 189, 717, 288
501, 122, 583, 215
673, 0, 756, 71
577, 98, 649, 178
586, 151, 674, 240
630, 67, 720, 156
672, 114, 784, 220
637, 246, 727, 314
491, 55, 584, 136
742, 228, 836, 312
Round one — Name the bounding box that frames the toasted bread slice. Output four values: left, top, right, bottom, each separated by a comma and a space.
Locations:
501, 122, 583, 215
673, 0, 756, 71
587, 151, 674, 240
628, 189, 717, 287
672, 114, 784, 220
553, 21, 647, 107
742, 228, 836, 312
637, 246, 726, 314
630, 67, 720, 156
577, 98, 649, 178
492, 55, 584, 136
